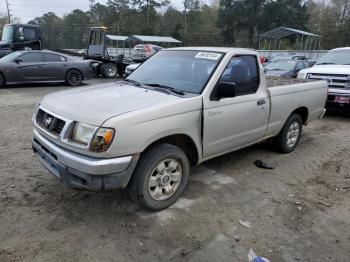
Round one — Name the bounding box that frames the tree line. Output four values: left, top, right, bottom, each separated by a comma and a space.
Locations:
0, 0, 349, 50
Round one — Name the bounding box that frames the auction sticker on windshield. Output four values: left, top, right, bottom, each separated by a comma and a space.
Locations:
195, 52, 222, 60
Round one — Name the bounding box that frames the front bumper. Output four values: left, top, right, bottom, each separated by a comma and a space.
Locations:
326, 89, 350, 111
32, 129, 138, 191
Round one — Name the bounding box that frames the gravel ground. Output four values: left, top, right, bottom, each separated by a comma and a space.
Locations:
0, 79, 350, 262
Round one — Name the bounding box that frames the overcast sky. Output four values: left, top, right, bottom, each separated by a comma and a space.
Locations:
0, 0, 185, 23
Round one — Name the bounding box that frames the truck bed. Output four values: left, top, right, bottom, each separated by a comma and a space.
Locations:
266, 76, 312, 88
265, 77, 328, 139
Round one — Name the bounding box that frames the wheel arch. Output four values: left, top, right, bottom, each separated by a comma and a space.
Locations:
0, 71, 6, 85
291, 106, 309, 125
141, 134, 200, 166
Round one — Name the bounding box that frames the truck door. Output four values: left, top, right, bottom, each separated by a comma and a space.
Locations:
203, 55, 269, 159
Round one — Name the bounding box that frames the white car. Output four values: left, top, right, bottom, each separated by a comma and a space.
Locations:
125, 63, 141, 76
297, 47, 350, 111
131, 44, 162, 62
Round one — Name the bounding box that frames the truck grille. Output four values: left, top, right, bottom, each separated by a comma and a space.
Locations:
307, 73, 350, 89
36, 109, 66, 135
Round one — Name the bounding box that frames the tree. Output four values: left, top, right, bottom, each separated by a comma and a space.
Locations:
107, 0, 130, 34
132, 0, 170, 33
258, 0, 309, 32
63, 9, 91, 49
183, 0, 200, 37
29, 12, 64, 49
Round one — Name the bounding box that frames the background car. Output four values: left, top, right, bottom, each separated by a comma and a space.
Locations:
125, 63, 141, 76
264, 60, 310, 78
0, 50, 94, 87
131, 44, 162, 62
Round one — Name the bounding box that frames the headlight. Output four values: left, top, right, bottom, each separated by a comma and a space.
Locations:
72, 123, 96, 145
71, 123, 115, 152
90, 127, 115, 152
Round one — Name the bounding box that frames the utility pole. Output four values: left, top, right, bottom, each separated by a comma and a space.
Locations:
5, 0, 11, 23
89, 0, 95, 21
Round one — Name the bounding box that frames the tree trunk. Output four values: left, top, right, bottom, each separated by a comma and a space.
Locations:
248, 26, 257, 48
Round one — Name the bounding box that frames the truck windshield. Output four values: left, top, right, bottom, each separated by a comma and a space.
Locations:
317, 50, 350, 65
1, 25, 14, 43
127, 50, 223, 94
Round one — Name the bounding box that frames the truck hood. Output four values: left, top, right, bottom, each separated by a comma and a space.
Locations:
300, 65, 350, 75
40, 81, 182, 126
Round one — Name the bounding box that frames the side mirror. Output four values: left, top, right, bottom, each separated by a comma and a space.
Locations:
215, 82, 237, 100
14, 58, 23, 63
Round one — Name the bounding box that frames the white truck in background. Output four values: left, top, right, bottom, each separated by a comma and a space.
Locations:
298, 47, 350, 111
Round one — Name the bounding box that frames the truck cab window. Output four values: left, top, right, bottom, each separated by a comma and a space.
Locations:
23, 28, 36, 41
295, 62, 304, 71
219, 55, 260, 96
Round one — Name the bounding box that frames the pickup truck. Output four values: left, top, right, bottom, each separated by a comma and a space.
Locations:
297, 47, 350, 111
32, 47, 327, 211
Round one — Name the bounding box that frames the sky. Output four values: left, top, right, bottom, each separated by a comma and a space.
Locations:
0, 0, 185, 23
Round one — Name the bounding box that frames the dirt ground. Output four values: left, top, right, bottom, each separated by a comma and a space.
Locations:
0, 79, 350, 262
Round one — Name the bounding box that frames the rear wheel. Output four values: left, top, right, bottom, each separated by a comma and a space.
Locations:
66, 70, 83, 86
274, 114, 303, 153
128, 144, 190, 211
102, 63, 116, 78
0, 74, 4, 88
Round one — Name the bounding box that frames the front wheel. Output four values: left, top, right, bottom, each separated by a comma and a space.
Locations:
128, 144, 190, 211
66, 70, 83, 86
274, 114, 303, 153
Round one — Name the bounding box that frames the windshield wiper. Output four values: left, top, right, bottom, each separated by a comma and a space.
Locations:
124, 79, 141, 86
316, 62, 335, 65
144, 83, 185, 95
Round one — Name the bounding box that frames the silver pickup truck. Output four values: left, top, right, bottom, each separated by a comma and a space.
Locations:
32, 47, 327, 210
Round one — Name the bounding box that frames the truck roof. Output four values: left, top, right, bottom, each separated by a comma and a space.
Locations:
166, 46, 257, 54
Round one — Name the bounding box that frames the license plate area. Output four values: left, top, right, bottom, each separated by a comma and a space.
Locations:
334, 96, 350, 104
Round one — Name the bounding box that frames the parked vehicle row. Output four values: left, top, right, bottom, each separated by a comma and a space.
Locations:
31, 47, 328, 211
264, 60, 310, 78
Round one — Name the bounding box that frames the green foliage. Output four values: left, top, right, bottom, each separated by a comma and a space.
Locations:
10, 0, 347, 50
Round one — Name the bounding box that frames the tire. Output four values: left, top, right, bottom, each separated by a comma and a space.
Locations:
128, 144, 190, 211
274, 113, 303, 153
65, 70, 83, 86
0, 74, 4, 88
102, 63, 116, 78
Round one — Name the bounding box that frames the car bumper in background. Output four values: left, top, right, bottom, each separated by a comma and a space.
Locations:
32, 129, 138, 191
327, 89, 350, 111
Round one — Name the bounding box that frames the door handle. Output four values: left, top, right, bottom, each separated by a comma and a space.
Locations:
257, 99, 266, 106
